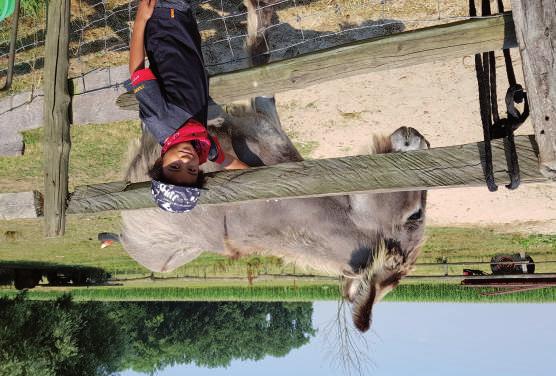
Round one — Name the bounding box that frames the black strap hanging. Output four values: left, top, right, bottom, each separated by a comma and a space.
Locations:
469, 0, 529, 192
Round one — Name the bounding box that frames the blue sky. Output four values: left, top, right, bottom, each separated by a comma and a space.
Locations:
121, 302, 556, 376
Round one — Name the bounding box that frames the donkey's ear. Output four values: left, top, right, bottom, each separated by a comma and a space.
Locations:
341, 269, 359, 302
342, 269, 358, 278
390, 127, 430, 152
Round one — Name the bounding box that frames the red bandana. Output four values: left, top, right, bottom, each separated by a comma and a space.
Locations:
161, 119, 211, 164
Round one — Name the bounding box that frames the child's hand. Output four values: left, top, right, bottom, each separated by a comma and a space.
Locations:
136, 0, 157, 24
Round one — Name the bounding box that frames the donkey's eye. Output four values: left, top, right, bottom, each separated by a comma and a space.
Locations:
408, 209, 422, 221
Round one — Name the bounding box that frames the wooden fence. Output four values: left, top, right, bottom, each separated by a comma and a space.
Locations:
61, 136, 549, 214
510, 0, 556, 179
42, 0, 71, 236
0, 1, 554, 234
0, 12, 518, 134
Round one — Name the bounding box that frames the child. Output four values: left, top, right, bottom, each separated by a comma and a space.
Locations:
128, 0, 248, 213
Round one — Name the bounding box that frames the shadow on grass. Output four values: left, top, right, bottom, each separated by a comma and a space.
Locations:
0, 261, 111, 290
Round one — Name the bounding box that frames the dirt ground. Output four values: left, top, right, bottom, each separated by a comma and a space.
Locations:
275, 54, 556, 234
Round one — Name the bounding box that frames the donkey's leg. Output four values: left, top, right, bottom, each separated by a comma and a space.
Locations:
244, 0, 274, 66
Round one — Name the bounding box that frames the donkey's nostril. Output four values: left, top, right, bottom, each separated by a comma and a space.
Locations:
404, 142, 410, 146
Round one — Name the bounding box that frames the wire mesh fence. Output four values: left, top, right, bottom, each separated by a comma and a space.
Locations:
0, 0, 45, 98
0, 0, 512, 103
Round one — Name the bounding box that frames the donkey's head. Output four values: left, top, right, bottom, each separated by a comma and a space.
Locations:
342, 127, 429, 332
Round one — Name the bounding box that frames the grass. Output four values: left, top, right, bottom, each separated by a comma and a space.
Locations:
0, 213, 140, 275
293, 140, 320, 158
284, 129, 320, 158
1, 215, 554, 280
0, 212, 323, 280
0, 120, 141, 193
0, 282, 341, 301
1, 283, 554, 303
338, 110, 364, 120
418, 228, 556, 275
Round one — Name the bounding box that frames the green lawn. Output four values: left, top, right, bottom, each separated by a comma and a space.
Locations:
0, 212, 321, 280
0, 120, 141, 193
1, 282, 555, 303
1, 212, 555, 280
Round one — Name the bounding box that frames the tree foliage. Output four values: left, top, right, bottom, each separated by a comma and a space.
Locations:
118, 301, 315, 372
0, 294, 125, 376
0, 295, 315, 375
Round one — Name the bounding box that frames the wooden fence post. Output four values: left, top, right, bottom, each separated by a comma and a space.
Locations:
43, 0, 71, 236
510, 0, 556, 179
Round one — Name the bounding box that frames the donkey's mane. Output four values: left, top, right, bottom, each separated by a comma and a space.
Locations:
350, 241, 389, 332
371, 135, 393, 155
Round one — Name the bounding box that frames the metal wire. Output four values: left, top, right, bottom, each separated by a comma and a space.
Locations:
0, 0, 488, 99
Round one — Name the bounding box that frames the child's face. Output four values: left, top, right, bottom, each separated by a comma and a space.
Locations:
162, 142, 200, 186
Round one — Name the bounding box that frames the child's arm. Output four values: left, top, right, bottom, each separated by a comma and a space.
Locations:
129, 0, 157, 75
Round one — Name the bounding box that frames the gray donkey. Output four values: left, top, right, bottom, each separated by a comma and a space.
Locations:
120, 97, 429, 332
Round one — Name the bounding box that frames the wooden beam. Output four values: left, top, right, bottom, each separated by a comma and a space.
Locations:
510, 0, 556, 179
410, 273, 556, 280
64, 135, 548, 214
117, 13, 517, 111
43, 0, 71, 236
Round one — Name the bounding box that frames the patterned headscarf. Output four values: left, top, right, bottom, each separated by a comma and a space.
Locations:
151, 179, 201, 213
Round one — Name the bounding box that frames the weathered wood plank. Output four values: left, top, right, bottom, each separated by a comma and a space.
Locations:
510, 0, 556, 179
43, 0, 71, 236
64, 135, 548, 214
117, 13, 517, 111
410, 273, 556, 280
0, 191, 43, 220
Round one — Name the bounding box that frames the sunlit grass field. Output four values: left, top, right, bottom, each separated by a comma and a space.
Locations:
1, 283, 555, 303
2, 212, 555, 280
0, 120, 141, 193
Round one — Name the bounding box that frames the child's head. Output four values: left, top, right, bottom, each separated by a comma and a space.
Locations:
149, 141, 205, 213
149, 141, 205, 188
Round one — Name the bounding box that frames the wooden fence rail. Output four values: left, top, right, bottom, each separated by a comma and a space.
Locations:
408, 273, 556, 280
118, 13, 517, 109
58, 135, 548, 215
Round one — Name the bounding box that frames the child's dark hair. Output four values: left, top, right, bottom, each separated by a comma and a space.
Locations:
148, 157, 205, 188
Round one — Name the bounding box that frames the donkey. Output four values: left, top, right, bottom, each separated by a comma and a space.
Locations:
119, 97, 429, 332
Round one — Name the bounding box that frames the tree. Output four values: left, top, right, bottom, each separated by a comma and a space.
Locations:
0, 296, 315, 374
0, 294, 126, 376
115, 301, 315, 372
